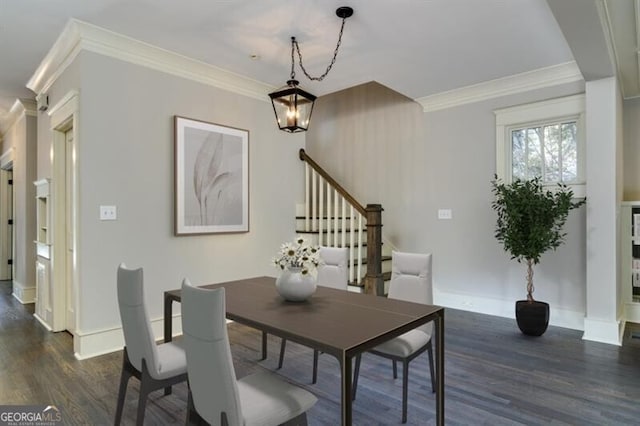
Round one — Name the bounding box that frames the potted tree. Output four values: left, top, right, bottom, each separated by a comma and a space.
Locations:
491, 176, 585, 336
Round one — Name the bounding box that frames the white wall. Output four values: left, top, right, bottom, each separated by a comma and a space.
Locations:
307, 80, 587, 329
424, 83, 587, 326
583, 77, 623, 345
38, 51, 304, 357
1, 107, 37, 302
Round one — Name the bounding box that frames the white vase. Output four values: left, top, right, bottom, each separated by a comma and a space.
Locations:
275, 267, 317, 302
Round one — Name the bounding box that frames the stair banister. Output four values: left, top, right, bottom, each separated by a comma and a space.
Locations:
299, 149, 384, 295
299, 149, 366, 215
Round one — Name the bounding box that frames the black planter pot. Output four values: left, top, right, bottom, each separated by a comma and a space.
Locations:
515, 300, 549, 336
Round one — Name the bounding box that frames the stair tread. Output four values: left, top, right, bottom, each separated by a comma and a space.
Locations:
349, 271, 392, 287
296, 229, 367, 234
356, 255, 391, 266
312, 242, 369, 248
296, 216, 362, 220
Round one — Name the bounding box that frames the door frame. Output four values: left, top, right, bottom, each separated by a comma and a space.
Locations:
0, 149, 14, 281
48, 91, 79, 337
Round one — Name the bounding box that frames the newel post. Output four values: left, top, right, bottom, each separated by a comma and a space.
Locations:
364, 204, 384, 296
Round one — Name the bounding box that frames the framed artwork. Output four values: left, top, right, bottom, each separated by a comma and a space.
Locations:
174, 116, 249, 235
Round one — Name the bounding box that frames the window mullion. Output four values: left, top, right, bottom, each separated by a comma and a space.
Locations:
540, 126, 546, 182
525, 128, 530, 180
558, 124, 563, 184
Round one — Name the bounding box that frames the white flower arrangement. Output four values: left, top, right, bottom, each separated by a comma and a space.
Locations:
272, 236, 320, 275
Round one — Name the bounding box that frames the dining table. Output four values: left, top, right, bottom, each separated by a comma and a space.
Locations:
163, 276, 444, 425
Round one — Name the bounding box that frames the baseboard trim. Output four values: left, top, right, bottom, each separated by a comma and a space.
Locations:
33, 313, 52, 331
12, 281, 36, 304
624, 302, 640, 323
434, 289, 585, 331
582, 316, 623, 346
73, 314, 184, 360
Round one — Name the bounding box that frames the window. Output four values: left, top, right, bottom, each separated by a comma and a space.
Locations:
495, 94, 585, 197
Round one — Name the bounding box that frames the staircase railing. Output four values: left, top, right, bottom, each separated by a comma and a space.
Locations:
299, 149, 384, 295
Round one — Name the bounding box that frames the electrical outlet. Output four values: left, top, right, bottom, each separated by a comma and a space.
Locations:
437, 209, 452, 220
100, 205, 117, 221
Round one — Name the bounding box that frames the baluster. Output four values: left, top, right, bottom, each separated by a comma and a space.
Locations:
357, 213, 363, 285
312, 170, 317, 232
341, 195, 346, 249
305, 163, 310, 231
318, 176, 324, 246
326, 183, 332, 247
334, 188, 339, 247
349, 206, 357, 284
349, 205, 355, 284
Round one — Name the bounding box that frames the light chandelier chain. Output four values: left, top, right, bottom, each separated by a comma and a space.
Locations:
290, 36, 296, 80
292, 15, 348, 82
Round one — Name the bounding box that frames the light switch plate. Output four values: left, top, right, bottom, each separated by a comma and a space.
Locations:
437, 209, 452, 220
100, 205, 117, 221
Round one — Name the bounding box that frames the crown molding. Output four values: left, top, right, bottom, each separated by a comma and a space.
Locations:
0, 98, 37, 135
27, 19, 82, 96
18, 98, 38, 116
416, 61, 584, 112
597, 0, 626, 96
27, 19, 274, 102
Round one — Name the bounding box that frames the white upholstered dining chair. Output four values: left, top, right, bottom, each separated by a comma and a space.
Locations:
277, 246, 349, 384
352, 251, 435, 424
181, 279, 318, 426
114, 263, 188, 426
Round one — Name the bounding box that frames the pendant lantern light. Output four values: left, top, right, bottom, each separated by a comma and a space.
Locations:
269, 6, 354, 133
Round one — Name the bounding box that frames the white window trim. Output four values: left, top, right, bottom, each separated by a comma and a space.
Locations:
495, 94, 586, 198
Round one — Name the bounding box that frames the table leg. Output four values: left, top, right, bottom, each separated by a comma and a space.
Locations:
164, 294, 174, 343
340, 353, 352, 425
261, 331, 268, 360
435, 311, 445, 426
163, 294, 174, 396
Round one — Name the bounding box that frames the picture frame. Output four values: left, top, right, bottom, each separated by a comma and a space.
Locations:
174, 116, 249, 235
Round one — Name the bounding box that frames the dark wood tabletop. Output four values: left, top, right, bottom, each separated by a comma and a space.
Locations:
164, 276, 444, 425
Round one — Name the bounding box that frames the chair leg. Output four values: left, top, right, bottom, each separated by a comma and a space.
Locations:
114, 350, 133, 426
186, 388, 194, 425
281, 412, 308, 425
427, 342, 436, 393
312, 350, 319, 384
392, 360, 398, 379
186, 388, 208, 426
136, 359, 153, 426
278, 338, 287, 369
352, 354, 361, 401
402, 360, 409, 424
116, 350, 187, 426
261, 331, 268, 360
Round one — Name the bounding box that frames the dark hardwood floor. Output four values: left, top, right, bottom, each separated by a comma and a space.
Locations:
2, 279, 640, 425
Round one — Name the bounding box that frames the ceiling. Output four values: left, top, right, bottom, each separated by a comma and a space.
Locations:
0, 0, 636, 129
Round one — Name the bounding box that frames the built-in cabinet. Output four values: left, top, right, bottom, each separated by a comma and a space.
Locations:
34, 179, 52, 328
622, 202, 640, 322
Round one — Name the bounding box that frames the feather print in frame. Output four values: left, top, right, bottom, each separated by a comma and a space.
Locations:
174, 116, 249, 235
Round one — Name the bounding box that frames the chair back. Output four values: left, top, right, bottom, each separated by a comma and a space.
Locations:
388, 251, 433, 335
117, 263, 160, 376
317, 247, 348, 290
181, 280, 243, 426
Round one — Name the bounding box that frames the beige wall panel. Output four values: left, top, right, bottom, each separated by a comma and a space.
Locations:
306, 80, 589, 315
40, 51, 304, 333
